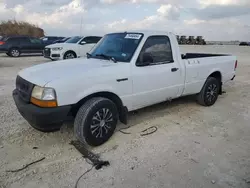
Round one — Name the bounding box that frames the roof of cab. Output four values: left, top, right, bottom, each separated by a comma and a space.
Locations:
105, 30, 174, 37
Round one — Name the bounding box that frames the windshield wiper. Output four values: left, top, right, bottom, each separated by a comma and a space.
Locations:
95, 53, 117, 63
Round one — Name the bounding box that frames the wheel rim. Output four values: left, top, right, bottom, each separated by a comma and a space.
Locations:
206, 84, 218, 102
90, 108, 113, 138
11, 49, 19, 57
65, 53, 75, 59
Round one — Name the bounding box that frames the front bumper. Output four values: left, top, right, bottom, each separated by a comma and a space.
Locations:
12, 89, 73, 131
44, 53, 62, 61
50, 53, 62, 60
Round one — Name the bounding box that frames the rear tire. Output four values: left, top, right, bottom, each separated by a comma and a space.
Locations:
197, 77, 220, 106
9, 48, 21, 57
74, 97, 118, 146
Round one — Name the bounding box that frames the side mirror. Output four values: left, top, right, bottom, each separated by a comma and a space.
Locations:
136, 52, 153, 67
80, 41, 86, 45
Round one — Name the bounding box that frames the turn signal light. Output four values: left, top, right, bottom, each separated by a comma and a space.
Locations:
31, 97, 57, 108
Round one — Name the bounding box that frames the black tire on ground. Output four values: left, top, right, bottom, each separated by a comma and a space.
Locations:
9, 48, 21, 57
74, 97, 118, 146
63, 51, 76, 59
197, 77, 220, 106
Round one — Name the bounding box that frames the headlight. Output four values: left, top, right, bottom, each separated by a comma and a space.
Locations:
51, 47, 63, 51
31, 86, 57, 107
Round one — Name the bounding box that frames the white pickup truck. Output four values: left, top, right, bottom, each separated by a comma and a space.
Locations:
13, 31, 237, 146
43, 36, 102, 61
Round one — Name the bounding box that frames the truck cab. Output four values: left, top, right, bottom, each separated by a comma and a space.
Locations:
13, 31, 237, 146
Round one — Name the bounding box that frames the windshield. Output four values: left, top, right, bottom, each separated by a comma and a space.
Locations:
90, 32, 143, 62
65, 36, 82, 43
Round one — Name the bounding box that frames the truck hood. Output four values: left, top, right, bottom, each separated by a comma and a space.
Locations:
18, 58, 119, 86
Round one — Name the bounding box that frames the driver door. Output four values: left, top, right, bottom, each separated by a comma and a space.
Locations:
132, 35, 183, 109
79, 36, 101, 57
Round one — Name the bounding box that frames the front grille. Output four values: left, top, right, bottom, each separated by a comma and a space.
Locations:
16, 76, 34, 103
44, 48, 51, 57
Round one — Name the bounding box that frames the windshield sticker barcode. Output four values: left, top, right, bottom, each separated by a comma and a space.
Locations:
125, 34, 142, 39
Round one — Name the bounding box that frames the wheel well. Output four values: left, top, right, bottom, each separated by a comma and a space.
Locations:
209, 71, 222, 82
64, 50, 77, 58
208, 71, 222, 94
71, 92, 127, 124
9, 47, 20, 51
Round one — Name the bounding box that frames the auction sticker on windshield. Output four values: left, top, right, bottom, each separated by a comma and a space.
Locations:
125, 34, 142, 39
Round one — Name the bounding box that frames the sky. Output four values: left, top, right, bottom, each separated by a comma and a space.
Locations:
0, 0, 250, 41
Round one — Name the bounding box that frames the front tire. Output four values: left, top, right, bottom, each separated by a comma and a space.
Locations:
74, 97, 118, 146
197, 77, 220, 106
63, 51, 76, 59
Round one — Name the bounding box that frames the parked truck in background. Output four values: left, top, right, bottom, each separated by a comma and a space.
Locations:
187, 36, 196, 45
12, 30, 237, 146
196, 36, 206, 45
180, 35, 187, 44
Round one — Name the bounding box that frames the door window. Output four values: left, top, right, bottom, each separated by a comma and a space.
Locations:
18, 37, 30, 43
30, 38, 42, 44
92, 37, 102, 43
41, 37, 48, 41
137, 35, 173, 66
80, 36, 101, 44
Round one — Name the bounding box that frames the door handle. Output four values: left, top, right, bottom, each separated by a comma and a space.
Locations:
171, 68, 179, 72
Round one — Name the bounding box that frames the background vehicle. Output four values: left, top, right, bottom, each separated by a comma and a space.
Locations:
40, 36, 64, 46
179, 35, 187, 44
239, 42, 249, 46
13, 31, 237, 147
0, 35, 45, 57
43, 35, 102, 60
177, 35, 206, 45
196, 36, 206, 45
52, 37, 70, 44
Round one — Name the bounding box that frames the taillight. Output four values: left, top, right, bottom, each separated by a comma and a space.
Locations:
234, 60, 238, 71
0, 41, 5, 45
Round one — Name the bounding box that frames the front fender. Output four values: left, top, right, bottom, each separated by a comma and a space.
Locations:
75, 84, 120, 104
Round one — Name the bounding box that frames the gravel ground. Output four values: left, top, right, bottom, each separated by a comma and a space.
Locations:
0, 46, 250, 188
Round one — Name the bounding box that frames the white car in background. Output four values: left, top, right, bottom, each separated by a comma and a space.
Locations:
43, 36, 102, 61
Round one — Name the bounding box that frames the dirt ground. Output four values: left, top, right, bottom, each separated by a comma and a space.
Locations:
0, 46, 250, 188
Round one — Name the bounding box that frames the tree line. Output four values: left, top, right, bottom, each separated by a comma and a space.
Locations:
0, 20, 45, 38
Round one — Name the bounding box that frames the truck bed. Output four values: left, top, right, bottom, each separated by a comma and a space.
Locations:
182, 53, 230, 59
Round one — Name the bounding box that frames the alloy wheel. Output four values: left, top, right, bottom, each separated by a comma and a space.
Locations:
11, 49, 20, 57
206, 84, 218, 103
90, 108, 114, 138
